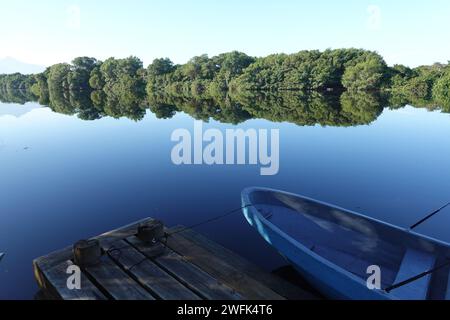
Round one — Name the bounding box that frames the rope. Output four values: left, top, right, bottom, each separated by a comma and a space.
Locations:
167, 204, 254, 237
105, 243, 150, 271
104, 204, 255, 271
384, 258, 450, 293
410, 202, 450, 230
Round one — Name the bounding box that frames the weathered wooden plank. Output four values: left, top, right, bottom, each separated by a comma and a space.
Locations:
104, 240, 200, 300
163, 229, 285, 300
34, 260, 106, 300
156, 252, 242, 300
34, 217, 154, 272
128, 236, 241, 300
170, 226, 317, 300
35, 218, 317, 301
84, 256, 155, 300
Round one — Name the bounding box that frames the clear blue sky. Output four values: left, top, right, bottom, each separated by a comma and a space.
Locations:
1, 0, 449, 68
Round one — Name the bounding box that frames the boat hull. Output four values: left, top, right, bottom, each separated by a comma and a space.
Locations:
242, 188, 390, 300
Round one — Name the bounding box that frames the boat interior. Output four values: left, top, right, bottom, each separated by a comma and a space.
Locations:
247, 189, 450, 300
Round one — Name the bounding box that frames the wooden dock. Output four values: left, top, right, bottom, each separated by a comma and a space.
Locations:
33, 218, 318, 300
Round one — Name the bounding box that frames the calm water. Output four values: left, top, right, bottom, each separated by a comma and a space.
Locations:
1, 100, 450, 299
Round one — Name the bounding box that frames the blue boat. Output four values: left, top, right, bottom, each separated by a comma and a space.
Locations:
241, 187, 450, 300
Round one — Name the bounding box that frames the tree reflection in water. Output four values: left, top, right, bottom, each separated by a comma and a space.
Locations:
0, 88, 444, 127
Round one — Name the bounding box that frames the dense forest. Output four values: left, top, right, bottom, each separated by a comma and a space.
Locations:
1, 49, 450, 124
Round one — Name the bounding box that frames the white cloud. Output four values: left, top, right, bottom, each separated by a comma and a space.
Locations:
367, 5, 382, 31
67, 5, 81, 30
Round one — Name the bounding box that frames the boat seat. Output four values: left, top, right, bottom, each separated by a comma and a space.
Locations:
391, 249, 435, 300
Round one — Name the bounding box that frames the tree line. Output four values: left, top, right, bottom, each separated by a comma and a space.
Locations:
1, 49, 450, 111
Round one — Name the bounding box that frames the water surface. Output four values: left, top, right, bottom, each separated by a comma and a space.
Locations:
1, 98, 450, 299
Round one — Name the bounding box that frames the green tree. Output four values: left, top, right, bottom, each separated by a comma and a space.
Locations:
47, 63, 71, 91
342, 55, 387, 91
432, 71, 450, 111
68, 57, 99, 90
148, 58, 175, 76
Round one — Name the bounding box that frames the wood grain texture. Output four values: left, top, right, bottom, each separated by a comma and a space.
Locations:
169, 226, 318, 300
164, 228, 285, 300
105, 240, 200, 300
128, 236, 242, 300
84, 256, 155, 300
34, 260, 106, 300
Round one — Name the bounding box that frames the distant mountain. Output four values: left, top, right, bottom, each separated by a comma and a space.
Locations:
0, 57, 46, 75
0, 103, 41, 118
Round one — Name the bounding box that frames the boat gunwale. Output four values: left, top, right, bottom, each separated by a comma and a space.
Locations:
242, 187, 450, 250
